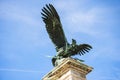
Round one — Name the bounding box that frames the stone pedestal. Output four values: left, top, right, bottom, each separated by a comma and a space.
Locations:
42, 58, 93, 80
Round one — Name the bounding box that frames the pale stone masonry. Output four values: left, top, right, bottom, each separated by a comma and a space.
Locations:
42, 57, 93, 80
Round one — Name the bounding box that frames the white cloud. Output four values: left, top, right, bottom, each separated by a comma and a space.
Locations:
53, 0, 116, 39
0, 2, 50, 47
45, 55, 53, 58
63, 7, 112, 37
0, 2, 40, 26
54, 0, 79, 11
0, 68, 40, 73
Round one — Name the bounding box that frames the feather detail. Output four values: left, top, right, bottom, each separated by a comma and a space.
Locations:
41, 4, 67, 49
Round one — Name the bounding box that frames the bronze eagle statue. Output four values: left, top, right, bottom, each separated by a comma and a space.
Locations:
41, 4, 92, 66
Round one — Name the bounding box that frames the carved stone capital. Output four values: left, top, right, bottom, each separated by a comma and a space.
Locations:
43, 57, 93, 80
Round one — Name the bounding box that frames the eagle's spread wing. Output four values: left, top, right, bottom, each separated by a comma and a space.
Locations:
41, 4, 67, 49
71, 44, 92, 56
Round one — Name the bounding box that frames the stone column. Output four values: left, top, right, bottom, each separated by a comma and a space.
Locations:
42, 57, 93, 80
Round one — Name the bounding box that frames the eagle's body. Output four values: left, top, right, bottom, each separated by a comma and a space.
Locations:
41, 4, 92, 66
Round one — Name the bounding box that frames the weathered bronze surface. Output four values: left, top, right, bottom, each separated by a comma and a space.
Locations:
41, 4, 92, 66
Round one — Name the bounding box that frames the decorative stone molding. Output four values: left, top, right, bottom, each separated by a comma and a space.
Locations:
42, 57, 93, 80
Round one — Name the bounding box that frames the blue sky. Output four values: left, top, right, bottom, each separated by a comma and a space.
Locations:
0, 0, 120, 80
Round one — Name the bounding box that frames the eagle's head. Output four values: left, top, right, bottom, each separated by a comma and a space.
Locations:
72, 39, 76, 47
